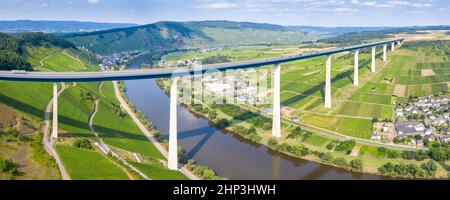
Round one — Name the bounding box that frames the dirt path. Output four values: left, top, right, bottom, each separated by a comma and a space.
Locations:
43, 83, 71, 180
98, 82, 105, 97
112, 81, 199, 180
88, 91, 149, 180
62, 49, 86, 70
37, 55, 56, 72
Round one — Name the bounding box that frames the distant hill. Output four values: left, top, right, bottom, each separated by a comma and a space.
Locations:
67, 20, 317, 55
288, 26, 388, 37
0, 20, 137, 33
0, 32, 76, 70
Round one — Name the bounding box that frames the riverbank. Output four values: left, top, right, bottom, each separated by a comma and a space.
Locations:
154, 78, 449, 179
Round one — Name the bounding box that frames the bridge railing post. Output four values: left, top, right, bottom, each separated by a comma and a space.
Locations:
324, 55, 332, 108
272, 64, 281, 138
354, 50, 359, 86
168, 78, 178, 170
52, 83, 58, 138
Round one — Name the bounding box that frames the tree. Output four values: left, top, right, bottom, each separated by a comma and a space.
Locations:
429, 148, 448, 162
73, 138, 93, 150
267, 137, 278, 149
349, 159, 363, 172
208, 110, 218, 120
216, 118, 230, 129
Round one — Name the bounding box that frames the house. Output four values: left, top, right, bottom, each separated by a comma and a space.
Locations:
395, 120, 427, 138
371, 132, 383, 140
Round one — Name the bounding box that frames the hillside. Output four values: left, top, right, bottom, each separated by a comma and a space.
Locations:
67, 20, 316, 55
0, 32, 77, 71
0, 20, 136, 33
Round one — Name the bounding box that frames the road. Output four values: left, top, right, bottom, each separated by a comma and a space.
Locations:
43, 83, 71, 180
112, 81, 199, 180
0, 39, 403, 82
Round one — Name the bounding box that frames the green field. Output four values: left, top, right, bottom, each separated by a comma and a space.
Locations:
129, 161, 189, 180
56, 145, 128, 180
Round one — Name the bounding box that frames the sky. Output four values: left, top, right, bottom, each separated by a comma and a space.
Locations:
0, 0, 449, 27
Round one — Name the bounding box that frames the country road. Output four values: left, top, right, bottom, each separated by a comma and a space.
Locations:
43, 83, 71, 180
112, 81, 199, 180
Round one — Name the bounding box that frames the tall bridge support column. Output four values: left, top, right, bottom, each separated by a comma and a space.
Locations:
391, 42, 395, 52
383, 44, 387, 62
168, 78, 178, 170
272, 64, 281, 138
324, 55, 332, 108
354, 50, 359, 86
371, 46, 376, 72
52, 83, 58, 138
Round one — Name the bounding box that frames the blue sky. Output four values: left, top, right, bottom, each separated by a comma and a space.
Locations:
0, 0, 448, 27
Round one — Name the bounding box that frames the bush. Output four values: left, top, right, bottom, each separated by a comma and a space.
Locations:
349, 159, 363, 172
0, 158, 18, 179
216, 118, 230, 129
333, 158, 348, 168
429, 147, 449, 162
267, 137, 278, 149
73, 138, 93, 150
378, 162, 435, 178
184, 159, 222, 180
287, 127, 302, 139
335, 140, 356, 154
387, 150, 401, 159
318, 152, 334, 163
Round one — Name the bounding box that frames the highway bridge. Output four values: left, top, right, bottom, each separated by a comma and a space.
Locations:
0, 38, 405, 171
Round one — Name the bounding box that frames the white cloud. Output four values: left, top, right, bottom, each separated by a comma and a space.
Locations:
195, 2, 238, 9
88, 0, 100, 4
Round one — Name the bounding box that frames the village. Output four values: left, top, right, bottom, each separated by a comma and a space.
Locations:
372, 95, 450, 147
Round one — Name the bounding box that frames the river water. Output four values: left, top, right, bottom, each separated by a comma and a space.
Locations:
123, 59, 386, 180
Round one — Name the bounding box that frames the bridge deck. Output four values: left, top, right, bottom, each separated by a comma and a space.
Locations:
0, 39, 403, 82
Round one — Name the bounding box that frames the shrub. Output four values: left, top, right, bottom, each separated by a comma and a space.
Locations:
349, 159, 363, 172
287, 127, 302, 139
216, 118, 230, 129
333, 158, 348, 168
335, 140, 356, 154
387, 150, 401, 159
267, 137, 278, 149
429, 147, 449, 162
73, 138, 93, 150
0, 158, 18, 179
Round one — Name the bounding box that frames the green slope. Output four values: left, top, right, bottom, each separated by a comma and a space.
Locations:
67, 20, 315, 55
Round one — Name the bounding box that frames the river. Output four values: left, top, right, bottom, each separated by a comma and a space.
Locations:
123, 58, 386, 180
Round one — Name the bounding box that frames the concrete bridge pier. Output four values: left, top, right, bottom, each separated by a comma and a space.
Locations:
272, 64, 281, 138
324, 55, 332, 108
371, 46, 376, 72
383, 44, 387, 62
354, 50, 359, 86
52, 83, 58, 138
168, 78, 178, 170
392, 42, 395, 52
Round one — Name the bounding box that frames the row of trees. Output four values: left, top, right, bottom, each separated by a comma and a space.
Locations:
378, 160, 437, 178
